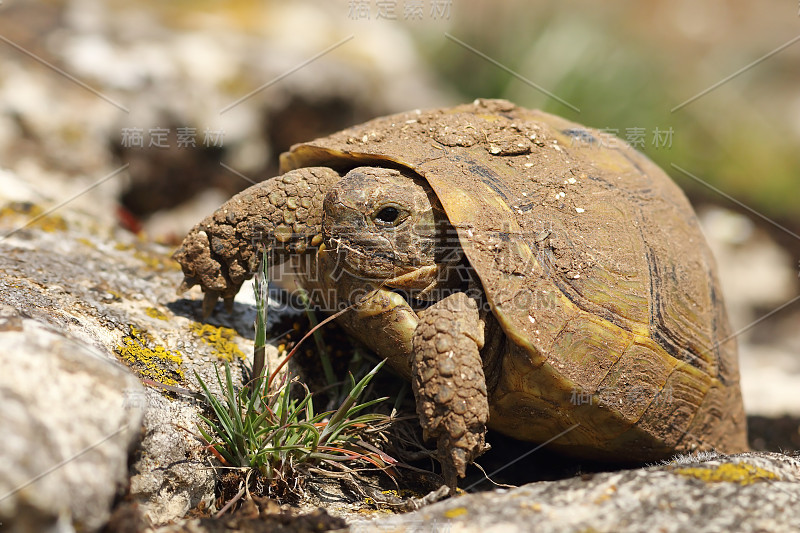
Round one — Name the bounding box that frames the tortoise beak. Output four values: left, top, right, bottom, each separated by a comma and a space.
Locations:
383, 265, 439, 292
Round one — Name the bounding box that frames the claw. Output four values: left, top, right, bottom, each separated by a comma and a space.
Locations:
178, 276, 198, 294
202, 290, 220, 319
223, 296, 235, 314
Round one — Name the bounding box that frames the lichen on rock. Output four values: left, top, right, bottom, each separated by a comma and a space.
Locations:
673, 461, 780, 486
353, 451, 800, 533
0, 201, 68, 233
116, 326, 185, 386
189, 322, 245, 361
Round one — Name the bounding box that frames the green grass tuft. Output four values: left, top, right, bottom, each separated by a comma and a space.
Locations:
195, 251, 394, 498
195, 359, 391, 485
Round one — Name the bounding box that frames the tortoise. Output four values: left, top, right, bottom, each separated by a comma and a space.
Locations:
173, 99, 748, 490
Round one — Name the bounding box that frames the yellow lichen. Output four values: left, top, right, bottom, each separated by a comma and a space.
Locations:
134, 250, 180, 272
111, 241, 179, 272
674, 462, 779, 486
363, 489, 424, 507
356, 507, 393, 515
116, 326, 184, 385
0, 202, 67, 233
145, 307, 169, 320
190, 323, 245, 361
444, 507, 468, 518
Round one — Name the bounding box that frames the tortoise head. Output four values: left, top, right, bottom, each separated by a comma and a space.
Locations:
172, 162, 464, 317
320, 166, 460, 301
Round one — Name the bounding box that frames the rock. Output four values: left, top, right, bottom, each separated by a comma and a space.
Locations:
0, 316, 144, 533
147, 498, 348, 533
355, 452, 800, 533
128, 392, 217, 526
0, 169, 282, 530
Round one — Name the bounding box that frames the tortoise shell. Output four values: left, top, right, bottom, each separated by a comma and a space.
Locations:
279, 98, 747, 458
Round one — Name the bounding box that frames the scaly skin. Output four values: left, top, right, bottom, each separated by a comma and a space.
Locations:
172, 167, 341, 316
411, 292, 490, 490
312, 168, 490, 490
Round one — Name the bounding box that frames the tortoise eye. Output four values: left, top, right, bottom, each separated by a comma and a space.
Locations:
374, 205, 406, 226
376, 206, 399, 223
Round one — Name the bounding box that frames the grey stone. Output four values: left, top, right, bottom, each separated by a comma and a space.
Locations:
129, 391, 216, 525
355, 452, 800, 533
0, 170, 281, 529
0, 318, 144, 533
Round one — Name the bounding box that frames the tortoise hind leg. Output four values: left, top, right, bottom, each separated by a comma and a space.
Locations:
411, 292, 490, 491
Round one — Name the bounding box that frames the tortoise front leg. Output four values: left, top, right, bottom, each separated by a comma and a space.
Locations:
411, 292, 490, 492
